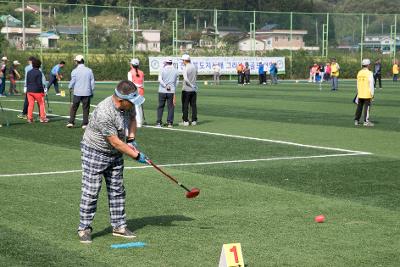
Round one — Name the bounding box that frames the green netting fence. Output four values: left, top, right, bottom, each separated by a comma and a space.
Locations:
0, 0, 398, 80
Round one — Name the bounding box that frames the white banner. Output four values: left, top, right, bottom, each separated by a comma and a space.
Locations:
149, 56, 285, 75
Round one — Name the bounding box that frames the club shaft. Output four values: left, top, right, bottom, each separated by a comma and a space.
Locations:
148, 160, 191, 192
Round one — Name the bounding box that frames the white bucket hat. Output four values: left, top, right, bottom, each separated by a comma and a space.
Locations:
74, 55, 84, 61
181, 54, 190, 61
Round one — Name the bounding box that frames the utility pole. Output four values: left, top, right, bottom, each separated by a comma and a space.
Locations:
22, 0, 26, 50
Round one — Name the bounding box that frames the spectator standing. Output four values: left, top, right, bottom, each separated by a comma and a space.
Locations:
236, 63, 244, 85
47, 61, 65, 95
9, 60, 21, 95
324, 62, 331, 81
0, 57, 8, 97
373, 59, 382, 90
270, 62, 278, 84
156, 58, 178, 128
330, 58, 340, 91
392, 60, 399, 82
258, 62, 266, 85
17, 56, 45, 120
127, 58, 146, 127
77, 80, 148, 244
212, 63, 221, 85
354, 59, 374, 127
243, 62, 250, 85
26, 58, 48, 123
67, 55, 95, 129
181, 54, 198, 126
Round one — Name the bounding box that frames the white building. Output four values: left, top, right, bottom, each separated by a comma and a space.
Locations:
135, 29, 161, 52
238, 29, 311, 51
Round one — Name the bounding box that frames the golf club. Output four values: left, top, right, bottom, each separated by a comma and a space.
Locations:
146, 159, 200, 198
45, 94, 53, 113
0, 100, 10, 127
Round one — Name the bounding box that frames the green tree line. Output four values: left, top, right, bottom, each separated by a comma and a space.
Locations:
4, 0, 397, 14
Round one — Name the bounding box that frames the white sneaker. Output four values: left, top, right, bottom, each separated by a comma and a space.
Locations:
66, 123, 74, 128
82, 125, 87, 129
56, 93, 61, 96
363, 121, 374, 127
179, 121, 189, 127
191, 121, 197, 126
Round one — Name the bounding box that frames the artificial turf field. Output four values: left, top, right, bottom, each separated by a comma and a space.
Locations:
0, 79, 399, 266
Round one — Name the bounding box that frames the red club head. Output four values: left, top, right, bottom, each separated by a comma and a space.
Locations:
185, 188, 200, 199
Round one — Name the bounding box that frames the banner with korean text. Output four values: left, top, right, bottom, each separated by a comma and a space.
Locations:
149, 57, 285, 75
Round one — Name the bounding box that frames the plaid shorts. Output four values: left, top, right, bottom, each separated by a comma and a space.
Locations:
78, 142, 127, 230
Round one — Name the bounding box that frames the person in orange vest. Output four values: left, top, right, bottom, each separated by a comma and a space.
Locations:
392, 60, 399, 82
128, 58, 146, 127
354, 59, 374, 127
236, 63, 244, 85
330, 58, 340, 91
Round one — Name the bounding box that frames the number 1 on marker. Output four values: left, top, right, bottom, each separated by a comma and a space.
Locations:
230, 245, 239, 263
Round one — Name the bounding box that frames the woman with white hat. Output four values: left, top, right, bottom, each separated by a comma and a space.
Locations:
127, 58, 146, 127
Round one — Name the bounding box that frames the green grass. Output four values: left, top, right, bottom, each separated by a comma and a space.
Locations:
0, 79, 399, 266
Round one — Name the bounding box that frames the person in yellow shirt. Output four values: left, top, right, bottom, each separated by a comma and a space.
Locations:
392, 60, 399, 82
354, 59, 374, 127
330, 58, 340, 91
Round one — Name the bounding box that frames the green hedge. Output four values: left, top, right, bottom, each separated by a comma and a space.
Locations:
1, 49, 395, 81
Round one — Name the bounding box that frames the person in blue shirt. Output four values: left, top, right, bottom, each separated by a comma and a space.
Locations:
67, 55, 94, 129
258, 62, 266, 85
47, 61, 65, 95
270, 63, 278, 85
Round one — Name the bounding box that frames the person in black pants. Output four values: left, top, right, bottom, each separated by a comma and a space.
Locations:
373, 59, 382, 90
66, 55, 95, 129
181, 54, 198, 126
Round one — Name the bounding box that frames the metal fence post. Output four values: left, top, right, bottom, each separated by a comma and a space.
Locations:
40, 2, 43, 63
290, 12, 293, 78
132, 6, 135, 58
360, 13, 364, 65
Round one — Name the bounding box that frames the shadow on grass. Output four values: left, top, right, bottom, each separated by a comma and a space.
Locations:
92, 215, 194, 240
0, 225, 104, 266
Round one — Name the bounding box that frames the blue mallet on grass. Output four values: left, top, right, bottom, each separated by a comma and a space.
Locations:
111, 242, 146, 249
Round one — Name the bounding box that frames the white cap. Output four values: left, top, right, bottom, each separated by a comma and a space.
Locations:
362, 59, 371, 66
130, 58, 139, 66
74, 55, 84, 61
165, 57, 173, 63
181, 54, 190, 61
1, 56, 8, 61
13, 60, 20, 65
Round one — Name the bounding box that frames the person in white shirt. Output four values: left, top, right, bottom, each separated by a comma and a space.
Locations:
212, 63, 221, 85
157, 58, 179, 127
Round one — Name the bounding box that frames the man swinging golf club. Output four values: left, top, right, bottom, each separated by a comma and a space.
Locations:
78, 80, 149, 244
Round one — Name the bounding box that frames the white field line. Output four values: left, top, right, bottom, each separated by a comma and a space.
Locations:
0, 152, 368, 178
145, 126, 372, 155
5, 108, 371, 156
1, 99, 97, 108
1, 100, 372, 178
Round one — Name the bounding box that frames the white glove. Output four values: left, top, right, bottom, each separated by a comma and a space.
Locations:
23, 86, 27, 93
44, 87, 48, 95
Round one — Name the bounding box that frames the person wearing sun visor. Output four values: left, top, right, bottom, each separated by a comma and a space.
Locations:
77, 80, 148, 244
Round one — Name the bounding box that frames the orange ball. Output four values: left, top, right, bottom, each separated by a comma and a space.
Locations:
314, 215, 325, 223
